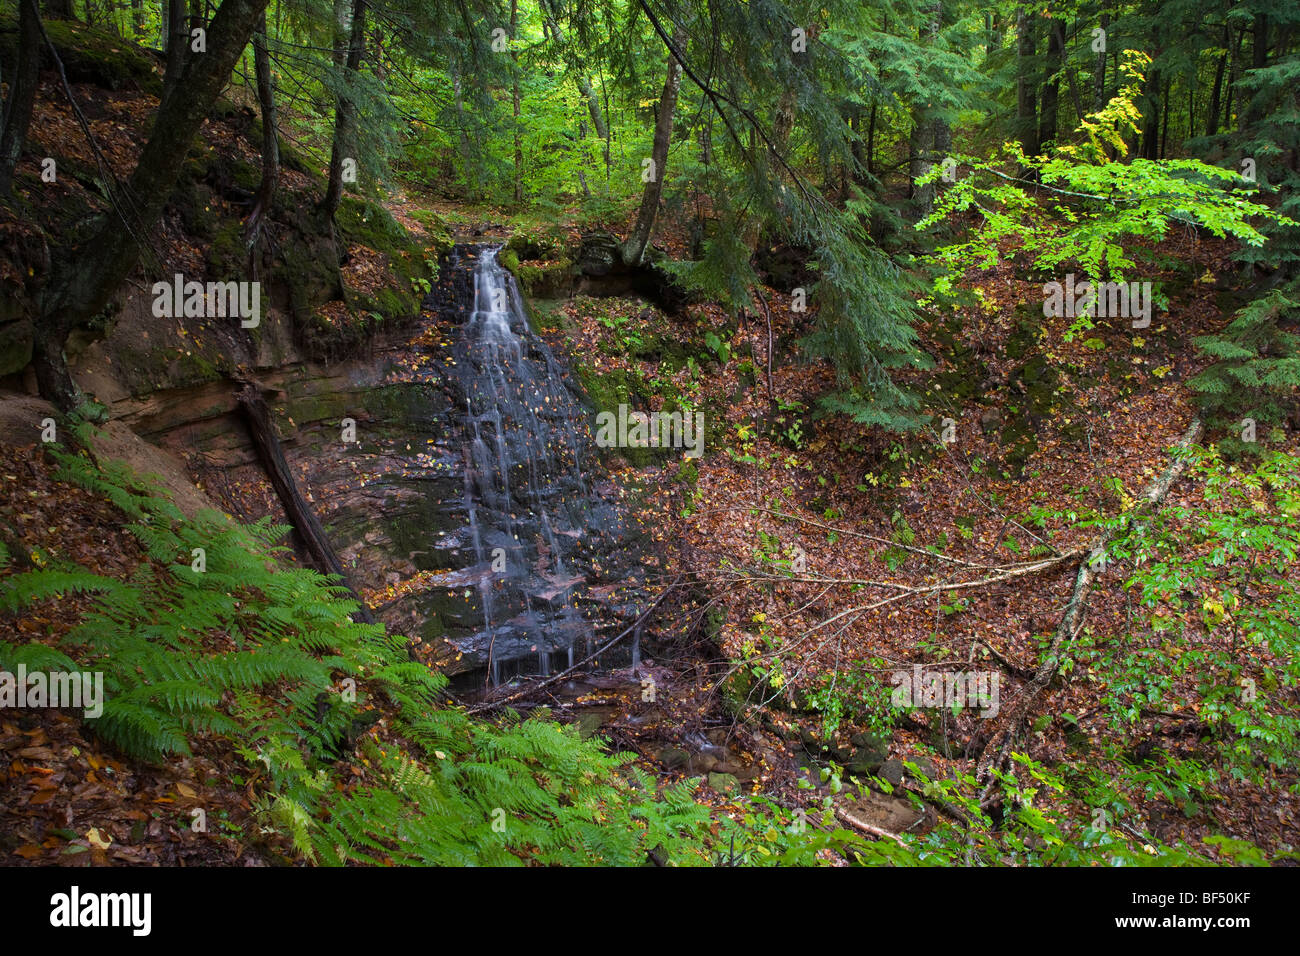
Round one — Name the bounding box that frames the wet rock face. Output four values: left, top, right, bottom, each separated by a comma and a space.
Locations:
407, 244, 645, 683
115, 243, 649, 684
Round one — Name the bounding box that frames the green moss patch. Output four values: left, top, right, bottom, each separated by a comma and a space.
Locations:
0, 17, 161, 94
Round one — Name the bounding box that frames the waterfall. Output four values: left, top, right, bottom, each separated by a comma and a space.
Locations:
451, 245, 604, 684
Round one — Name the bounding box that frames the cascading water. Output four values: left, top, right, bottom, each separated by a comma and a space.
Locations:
430, 244, 633, 685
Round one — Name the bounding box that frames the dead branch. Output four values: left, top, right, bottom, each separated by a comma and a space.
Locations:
973, 419, 1203, 808
467, 576, 683, 714
833, 806, 907, 846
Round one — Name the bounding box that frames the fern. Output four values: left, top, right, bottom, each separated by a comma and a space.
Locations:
0, 437, 718, 866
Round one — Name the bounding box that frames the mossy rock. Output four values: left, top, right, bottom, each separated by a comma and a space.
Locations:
527, 298, 568, 333
0, 17, 161, 94
406, 208, 454, 254
676, 458, 699, 486
996, 320, 1086, 473
0, 318, 33, 377
336, 197, 433, 321
630, 327, 693, 368
112, 343, 225, 395
931, 314, 990, 405
274, 208, 344, 342
206, 222, 247, 279
573, 363, 678, 467
273, 197, 431, 361
506, 229, 563, 260
171, 181, 222, 241
336, 196, 409, 252
707, 772, 740, 794
515, 259, 575, 298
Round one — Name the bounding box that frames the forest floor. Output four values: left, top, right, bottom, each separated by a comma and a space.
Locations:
2, 50, 1296, 863
511, 203, 1299, 855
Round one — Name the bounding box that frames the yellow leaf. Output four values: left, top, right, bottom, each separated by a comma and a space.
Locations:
87, 827, 112, 850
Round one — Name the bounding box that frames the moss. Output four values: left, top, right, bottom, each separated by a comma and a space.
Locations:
0, 318, 33, 377
112, 342, 225, 396
279, 392, 353, 429
170, 349, 225, 387
515, 259, 576, 298
931, 313, 990, 405
995, 320, 1086, 474
229, 157, 263, 195
576, 362, 638, 415
276, 214, 344, 349
207, 222, 246, 279
628, 327, 692, 368
506, 228, 563, 260
331, 197, 433, 330
336, 196, 408, 251
528, 299, 567, 332
408, 210, 455, 256
573, 362, 680, 467
171, 181, 223, 241
0, 17, 161, 94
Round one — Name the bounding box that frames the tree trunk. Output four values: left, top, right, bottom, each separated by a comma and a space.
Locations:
1159, 78, 1170, 159
1141, 69, 1161, 159
1224, 24, 1246, 131
0, 0, 43, 196
1206, 26, 1228, 137
244, 8, 278, 250
866, 99, 877, 175
909, 2, 948, 215
622, 31, 684, 266
34, 0, 274, 409
1244, 13, 1268, 127
449, 64, 476, 198
161, 0, 189, 107
323, 0, 365, 220
1092, 11, 1109, 112
539, 0, 609, 168
1015, 4, 1039, 156
1037, 17, 1063, 150
43, 0, 74, 19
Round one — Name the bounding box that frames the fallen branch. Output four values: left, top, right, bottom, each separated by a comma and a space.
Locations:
236, 381, 375, 625
833, 807, 907, 846
973, 420, 1203, 808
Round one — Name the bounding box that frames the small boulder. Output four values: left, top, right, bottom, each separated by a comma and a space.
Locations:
878, 758, 905, 787
658, 747, 690, 771
689, 752, 719, 775
708, 772, 740, 794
